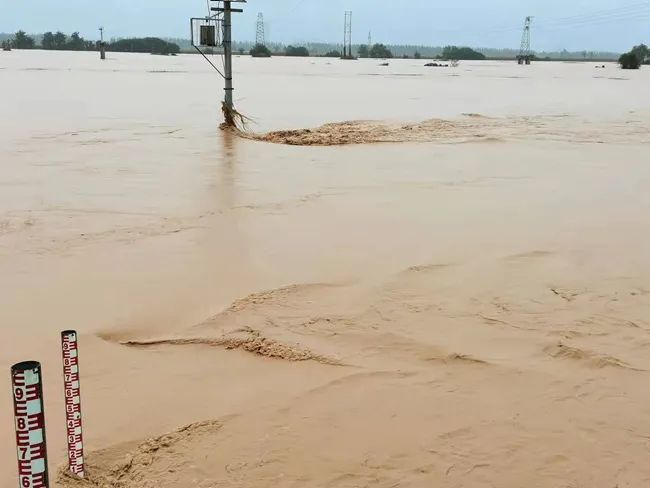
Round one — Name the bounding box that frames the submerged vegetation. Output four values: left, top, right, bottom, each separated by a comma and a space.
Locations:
619, 52, 641, 70
356, 43, 394, 58
441, 46, 486, 60
619, 44, 648, 69
250, 43, 272, 57
285, 45, 309, 57
109, 38, 180, 55
369, 44, 394, 58
41, 31, 96, 50
2, 30, 179, 55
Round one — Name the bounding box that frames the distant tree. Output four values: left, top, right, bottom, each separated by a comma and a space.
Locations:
631, 44, 649, 64
67, 32, 86, 51
414, 51, 422, 59
369, 43, 393, 58
41, 32, 55, 49
53, 31, 67, 50
238, 48, 245, 55
109, 37, 180, 55
250, 43, 271, 57
13, 30, 35, 49
619, 51, 641, 69
286, 45, 309, 57
357, 44, 369, 58
324, 50, 341, 57
441, 45, 485, 60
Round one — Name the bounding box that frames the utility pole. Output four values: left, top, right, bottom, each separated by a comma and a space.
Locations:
99, 26, 106, 60
223, 2, 234, 111
517, 16, 533, 65
256, 13, 266, 46
191, 1, 246, 125
368, 31, 372, 48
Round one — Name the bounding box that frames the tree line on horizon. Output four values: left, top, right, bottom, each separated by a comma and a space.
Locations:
201, 40, 621, 60
249, 42, 397, 59
246, 43, 486, 60
1, 30, 180, 55
2, 30, 631, 62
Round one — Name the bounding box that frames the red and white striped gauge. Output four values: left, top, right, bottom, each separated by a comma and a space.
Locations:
61, 330, 84, 478
11, 361, 50, 488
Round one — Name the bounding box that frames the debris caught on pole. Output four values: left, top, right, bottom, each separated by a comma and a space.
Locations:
11, 361, 50, 488
61, 330, 85, 478
190, 0, 247, 127
518, 16, 533, 64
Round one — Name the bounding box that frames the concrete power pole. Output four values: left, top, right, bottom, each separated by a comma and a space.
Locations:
223, 2, 234, 110
216, 1, 244, 117
99, 26, 106, 60
191, 0, 246, 125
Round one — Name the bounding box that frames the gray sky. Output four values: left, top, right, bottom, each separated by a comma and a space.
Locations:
1, 0, 648, 51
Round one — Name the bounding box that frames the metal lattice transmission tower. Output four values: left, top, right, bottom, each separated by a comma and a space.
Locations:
256, 12, 266, 46
368, 31, 372, 47
518, 16, 533, 64
342, 11, 353, 59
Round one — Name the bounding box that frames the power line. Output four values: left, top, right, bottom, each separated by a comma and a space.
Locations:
265, 0, 312, 23
538, 1, 650, 26
427, 1, 650, 39
540, 9, 650, 29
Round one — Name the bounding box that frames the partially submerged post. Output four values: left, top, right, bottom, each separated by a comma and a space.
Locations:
61, 330, 85, 478
223, 2, 234, 112
191, 0, 247, 127
11, 361, 50, 488
99, 27, 106, 60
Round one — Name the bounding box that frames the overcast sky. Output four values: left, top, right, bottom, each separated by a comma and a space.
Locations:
1, 0, 648, 51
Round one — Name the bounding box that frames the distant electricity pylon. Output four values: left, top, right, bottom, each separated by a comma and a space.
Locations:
256, 12, 266, 46
342, 11, 353, 59
517, 16, 533, 65
368, 31, 372, 47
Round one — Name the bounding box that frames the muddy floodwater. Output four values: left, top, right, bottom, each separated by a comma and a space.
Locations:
1, 50, 650, 487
